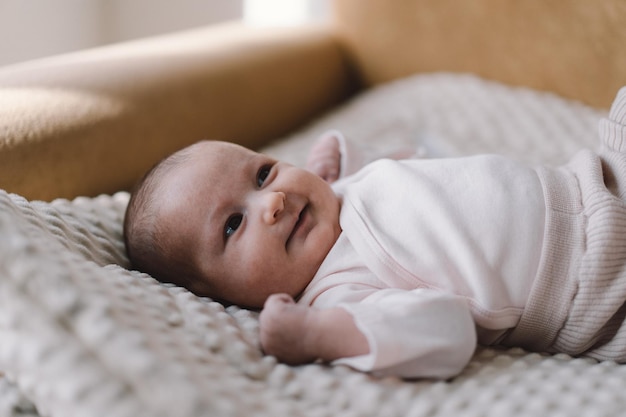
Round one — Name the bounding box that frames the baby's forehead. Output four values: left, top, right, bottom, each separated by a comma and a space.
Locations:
196, 140, 253, 157
173, 141, 247, 173
161, 141, 254, 197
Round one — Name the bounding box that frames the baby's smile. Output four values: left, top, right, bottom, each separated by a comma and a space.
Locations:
287, 204, 308, 247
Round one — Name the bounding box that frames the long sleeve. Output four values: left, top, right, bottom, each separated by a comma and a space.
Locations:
332, 288, 477, 379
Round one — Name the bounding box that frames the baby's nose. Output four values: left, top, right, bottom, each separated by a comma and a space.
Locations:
261, 191, 286, 224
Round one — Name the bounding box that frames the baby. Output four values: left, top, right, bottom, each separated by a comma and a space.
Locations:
125, 87, 626, 379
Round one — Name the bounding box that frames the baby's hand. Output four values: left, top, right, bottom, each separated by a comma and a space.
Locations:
259, 293, 317, 365
305, 131, 341, 183
260, 294, 370, 365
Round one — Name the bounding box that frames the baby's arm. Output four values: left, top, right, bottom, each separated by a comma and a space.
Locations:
262, 288, 476, 379
259, 293, 369, 365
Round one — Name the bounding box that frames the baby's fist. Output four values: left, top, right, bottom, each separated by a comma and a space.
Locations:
306, 132, 341, 183
259, 294, 317, 365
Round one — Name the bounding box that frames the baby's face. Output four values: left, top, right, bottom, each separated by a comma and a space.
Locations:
159, 141, 341, 308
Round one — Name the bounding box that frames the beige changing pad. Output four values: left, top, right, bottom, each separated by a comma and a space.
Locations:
2, 73, 622, 417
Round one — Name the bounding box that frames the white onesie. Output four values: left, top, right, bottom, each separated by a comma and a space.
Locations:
298, 150, 546, 379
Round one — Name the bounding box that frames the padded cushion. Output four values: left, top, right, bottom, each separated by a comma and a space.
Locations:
334, 0, 626, 108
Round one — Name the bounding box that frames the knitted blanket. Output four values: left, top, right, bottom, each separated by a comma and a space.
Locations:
2, 73, 623, 417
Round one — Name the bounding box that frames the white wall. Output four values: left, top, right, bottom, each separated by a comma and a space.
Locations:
0, 0, 330, 67
0, 0, 243, 67
0, 0, 105, 66
243, 0, 330, 26
102, 0, 243, 43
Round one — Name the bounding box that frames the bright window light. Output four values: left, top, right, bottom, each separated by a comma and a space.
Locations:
243, 0, 310, 26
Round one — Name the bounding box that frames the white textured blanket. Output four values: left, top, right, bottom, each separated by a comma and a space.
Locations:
2, 73, 623, 417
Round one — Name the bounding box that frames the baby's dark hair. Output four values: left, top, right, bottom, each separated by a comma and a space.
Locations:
123, 143, 207, 294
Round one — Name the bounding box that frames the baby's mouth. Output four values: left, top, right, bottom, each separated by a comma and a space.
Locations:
287, 204, 308, 246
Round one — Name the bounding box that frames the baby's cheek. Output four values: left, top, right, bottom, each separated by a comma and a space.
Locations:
240, 246, 278, 284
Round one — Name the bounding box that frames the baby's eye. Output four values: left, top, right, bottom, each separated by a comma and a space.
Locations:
224, 214, 243, 239
257, 164, 272, 187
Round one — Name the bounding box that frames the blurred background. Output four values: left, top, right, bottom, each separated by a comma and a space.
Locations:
0, 0, 330, 67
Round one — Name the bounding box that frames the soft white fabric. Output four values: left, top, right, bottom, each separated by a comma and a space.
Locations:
299, 151, 545, 377
336, 156, 545, 325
